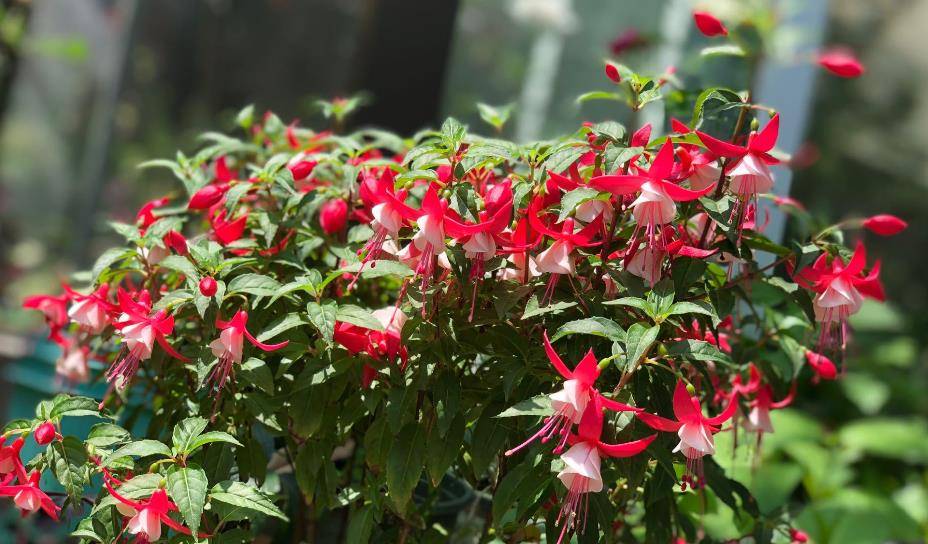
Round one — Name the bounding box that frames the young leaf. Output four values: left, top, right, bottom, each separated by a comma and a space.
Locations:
166, 464, 209, 535
172, 417, 209, 455
386, 421, 427, 513
306, 300, 338, 345
623, 323, 660, 372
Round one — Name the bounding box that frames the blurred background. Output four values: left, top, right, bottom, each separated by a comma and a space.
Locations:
0, 0, 924, 542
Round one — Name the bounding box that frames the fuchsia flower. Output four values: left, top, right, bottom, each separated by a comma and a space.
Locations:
208, 310, 288, 398
319, 199, 349, 234
528, 196, 604, 303
554, 394, 656, 544
22, 292, 70, 343
188, 183, 230, 210
103, 472, 197, 542
637, 381, 738, 489
163, 230, 188, 255
817, 48, 865, 78
736, 366, 795, 444
795, 242, 884, 349
56, 341, 90, 384
693, 11, 728, 37
334, 307, 408, 387
107, 290, 188, 388
136, 197, 170, 232
0, 440, 59, 520
506, 331, 639, 457
354, 169, 412, 281
862, 214, 907, 236
0, 438, 24, 477
65, 283, 114, 334
209, 209, 248, 246
591, 140, 715, 253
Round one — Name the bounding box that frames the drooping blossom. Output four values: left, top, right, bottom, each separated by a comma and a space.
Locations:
107, 290, 188, 388
0, 470, 60, 520
56, 342, 91, 384
693, 11, 728, 37
353, 169, 413, 283
590, 139, 714, 254
209, 209, 248, 246
862, 214, 907, 236
163, 230, 188, 255
637, 381, 738, 489
0, 438, 24, 477
188, 182, 230, 210
794, 242, 884, 349
740, 366, 795, 446
609, 27, 648, 56
22, 292, 70, 343
103, 473, 195, 541
199, 276, 218, 297
136, 197, 170, 233
64, 283, 113, 335
334, 307, 408, 387
554, 394, 656, 544
505, 331, 639, 457
817, 48, 865, 78
208, 310, 289, 401
528, 196, 604, 303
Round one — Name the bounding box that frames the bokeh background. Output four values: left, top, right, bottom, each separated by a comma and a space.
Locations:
0, 0, 924, 542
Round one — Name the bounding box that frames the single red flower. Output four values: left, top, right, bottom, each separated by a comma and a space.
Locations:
817, 48, 865, 78
693, 11, 728, 37
862, 214, 907, 236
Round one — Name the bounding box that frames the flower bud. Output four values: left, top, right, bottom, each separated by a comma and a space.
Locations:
188, 183, 228, 210
163, 230, 188, 255
817, 48, 864, 78
693, 11, 728, 37
790, 529, 809, 543
34, 421, 56, 445
805, 351, 837, 381
605, 61, 621, 83
862, 214, 907, 236
199, 276, 218, 297
289, 160, 316, 181
319, 199, 349, 234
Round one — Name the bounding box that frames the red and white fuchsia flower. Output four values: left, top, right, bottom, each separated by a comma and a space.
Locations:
795, 242, 884, 349
208, 310, 288, 399
506, 331, 639, 456
0, 439, 59, 520
107, 289, 188, 388
637, 381, 738, 489
65, 283, 113, 334
103, 471, 198, 541
334, 307, 408, 387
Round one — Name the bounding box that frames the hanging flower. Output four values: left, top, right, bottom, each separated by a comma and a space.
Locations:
208, 310, 289, 401
103, 473, 196, 541
0, 470, 60, 520
692, 11, 728, 37
637, 381, 738, 489
506, 331, 639, 456
64, 283, 114, 335
554, 393, 656, 544
55, 342, 91, 384
22, 292, 70, 344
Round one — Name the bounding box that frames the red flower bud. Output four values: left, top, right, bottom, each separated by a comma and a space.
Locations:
34, 421, 56, 445
863, 214, 907, 236
163, 230, 188, 255
199, 276, 218, 297
693, 11, 728, 37
188, 183, 228, 210
805, 351, 837, 381
289, 160, 316, 181
319, 199, 349, 234
605, 61, 621, 83
817, 48, 865, 78
790, 529, 809, 543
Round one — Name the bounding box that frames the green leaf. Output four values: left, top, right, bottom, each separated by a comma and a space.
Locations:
668, 339, 732, 365
159, 255, 200, 280
623, 323, 660, 372
104, 440, 172, 465
48, 436, 88, 501
187, 432, 243, 455
50, 395, 101, 419
226, 273, 281, 297
172, 417, 209, 455
2, 419, 33, 435
239, 358, 275, 394
335, 304, 384, 330
648, 279, 676, 317
386, 422, 427, 513
256, 313, 307, 342
522, 295, 577, 319
551, 317, 625, 342
576, 91, 623, 104
306, 300, 338, 344
476, 102, 514, 131
667, 300, 719, 324
91, 247, 132, 279
346, 504, 376, 543
85, 423, 131, 448
166, 464, 209, 535
341, 259, 414, 280
426, 413, 465, 486
210, 480, 288, 521
604, 296, 653, 315
496, 395, 552, 418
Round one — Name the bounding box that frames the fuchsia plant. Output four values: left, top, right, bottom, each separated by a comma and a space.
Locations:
3, 8, 905, 544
